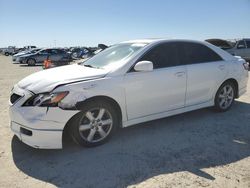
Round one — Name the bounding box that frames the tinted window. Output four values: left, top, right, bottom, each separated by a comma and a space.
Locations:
177, 42, 223, 65
138, 43, 180, 69
245, 40, 250, 48
39, 49, 49, 54
58, 49, 66, 54
45, 49, 52, 54
51, 49, 60, 54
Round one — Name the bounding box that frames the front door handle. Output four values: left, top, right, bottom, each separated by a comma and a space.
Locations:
175, 72, 186, 77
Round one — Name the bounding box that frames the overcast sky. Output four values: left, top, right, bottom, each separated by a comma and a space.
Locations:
0, 0, 249, 47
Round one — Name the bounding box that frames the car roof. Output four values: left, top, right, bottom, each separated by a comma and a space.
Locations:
120, 38, 208, 45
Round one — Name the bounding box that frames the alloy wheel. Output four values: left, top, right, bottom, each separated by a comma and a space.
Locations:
78, 108, 113, 143
218, 84, 234, 110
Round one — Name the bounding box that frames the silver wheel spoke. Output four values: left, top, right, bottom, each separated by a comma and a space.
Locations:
98, 127, 107, 138
219, 94, 224, 98
227, 87, 233, 95
223, 87, 227, 95
219, 99, 225, 107
79, 124, 91, 131
87, 129, 96, 141
97, 108, 105, 120
78, 107, 113, 143
228, 95, 233, 100
86, 111, 95, 122
101, 119, 112, 126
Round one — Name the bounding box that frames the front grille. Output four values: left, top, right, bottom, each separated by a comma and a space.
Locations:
10, 93, 22, 104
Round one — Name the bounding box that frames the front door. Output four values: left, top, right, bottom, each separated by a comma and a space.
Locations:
124, 42, 187, 120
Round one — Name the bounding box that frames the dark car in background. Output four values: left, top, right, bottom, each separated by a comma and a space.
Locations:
16, 48, 72, 66
69, 47, 89, 59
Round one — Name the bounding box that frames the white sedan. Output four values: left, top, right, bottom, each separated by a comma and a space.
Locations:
9, 39, 249, 149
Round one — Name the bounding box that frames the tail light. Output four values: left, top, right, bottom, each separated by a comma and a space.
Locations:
243, 62, 249, 70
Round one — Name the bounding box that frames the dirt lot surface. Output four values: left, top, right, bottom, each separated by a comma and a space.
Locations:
0, 55, 250, 188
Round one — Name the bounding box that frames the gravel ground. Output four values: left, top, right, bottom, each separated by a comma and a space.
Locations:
0, 55, 250, 188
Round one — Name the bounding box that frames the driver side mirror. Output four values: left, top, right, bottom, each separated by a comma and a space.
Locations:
134, 61, 153, 72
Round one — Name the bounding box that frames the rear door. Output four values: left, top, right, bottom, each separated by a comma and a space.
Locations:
177, 42, 226, 106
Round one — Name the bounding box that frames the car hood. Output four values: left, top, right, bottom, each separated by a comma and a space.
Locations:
17, 64, 108, 93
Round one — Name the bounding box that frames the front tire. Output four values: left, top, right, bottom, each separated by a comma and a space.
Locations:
70, 101, 118, 147
214, 82, 235, 112
27, 58, 36, 66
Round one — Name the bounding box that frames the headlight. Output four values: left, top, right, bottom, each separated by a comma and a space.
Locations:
23, 91, 69, 107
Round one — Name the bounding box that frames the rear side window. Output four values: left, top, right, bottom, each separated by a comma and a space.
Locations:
177, 42, 223, 65
55, 49, 65, 54
138, 43, 180, 69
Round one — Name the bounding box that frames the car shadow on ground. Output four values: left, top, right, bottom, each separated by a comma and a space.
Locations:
19, 64, 42, 67
11, 101, 250, 188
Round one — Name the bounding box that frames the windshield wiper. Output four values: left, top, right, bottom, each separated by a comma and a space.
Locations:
84, 64, 95, 68
83, 64, 103, 69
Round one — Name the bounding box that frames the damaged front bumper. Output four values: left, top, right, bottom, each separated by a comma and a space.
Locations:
9, 85, 79, 149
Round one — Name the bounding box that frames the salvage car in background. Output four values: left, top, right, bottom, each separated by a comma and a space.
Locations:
16, 48, 72, 66
9, 39, 249, 149
69, 44, 108, 60
226, 39, 250, 62
12, 48, 41, 62
1, 46, 17, 56
69, 47, 91, 59
207, 38, 250, 62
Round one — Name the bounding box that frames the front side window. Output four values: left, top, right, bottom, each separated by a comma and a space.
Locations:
138, 43, 180, 69
177, 42, 223, 65
38, 49, 49, 54
51, 49, 58, 54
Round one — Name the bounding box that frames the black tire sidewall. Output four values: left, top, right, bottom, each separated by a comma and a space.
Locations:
70, 100, 118, 147
27, 58, 36, 66
214, 82, 235, 112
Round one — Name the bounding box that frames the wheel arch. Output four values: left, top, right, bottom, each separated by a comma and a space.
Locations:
75, 95, 123, 123
216, 78, 239, 99
62, 95, 123, 145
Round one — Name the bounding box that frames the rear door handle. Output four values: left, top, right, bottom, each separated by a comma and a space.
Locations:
175, 72, 186, 77
218, 65, 225, 70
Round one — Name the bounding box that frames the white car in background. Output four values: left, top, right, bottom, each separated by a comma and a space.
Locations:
9, 39, 249, 149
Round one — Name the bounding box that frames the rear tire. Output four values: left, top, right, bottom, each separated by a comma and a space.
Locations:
5, 52, 9, 56
70, 100, 118, 147
214, 81, 235, 112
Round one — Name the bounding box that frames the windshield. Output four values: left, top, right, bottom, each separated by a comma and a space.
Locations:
82, 43, 147, 69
